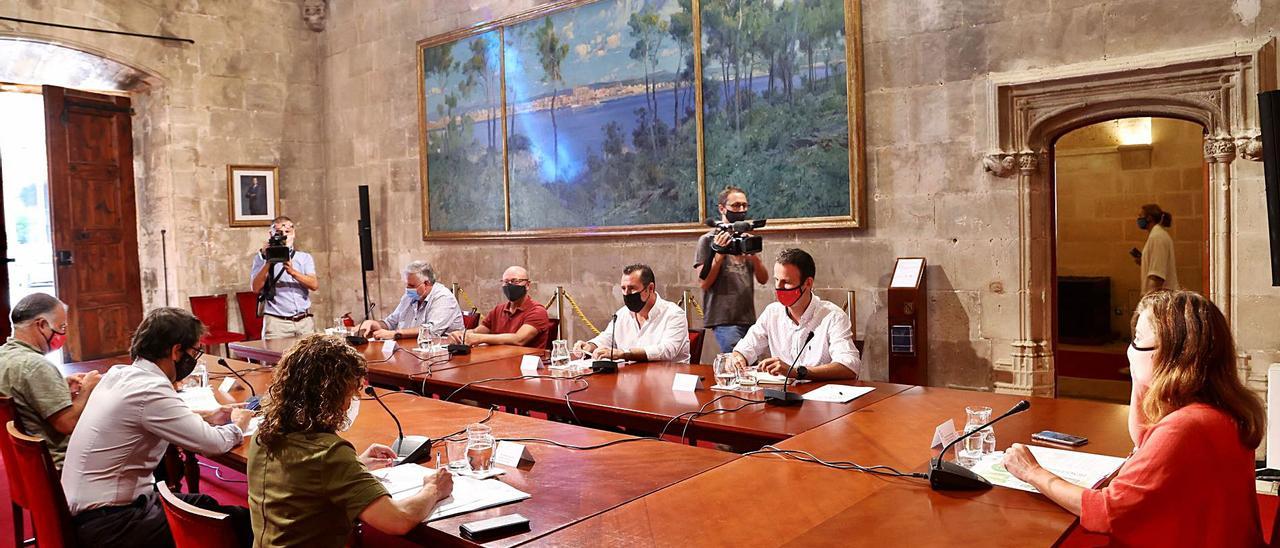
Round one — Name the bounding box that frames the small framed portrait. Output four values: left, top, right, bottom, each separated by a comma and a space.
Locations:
227, 165, 280, 227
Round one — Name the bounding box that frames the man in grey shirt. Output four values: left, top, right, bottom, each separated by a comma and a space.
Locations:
357, 260, 463, 339
694, 186, 769, 355
0, 293, 100, 468
250, 215, 319, 339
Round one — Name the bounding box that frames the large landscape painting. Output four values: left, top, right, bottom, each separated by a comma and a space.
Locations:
417, 0, 863, 238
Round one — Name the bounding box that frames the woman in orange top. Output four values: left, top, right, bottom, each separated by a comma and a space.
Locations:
1003, 290, 1266, 546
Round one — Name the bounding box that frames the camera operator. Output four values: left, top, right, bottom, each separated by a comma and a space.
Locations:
250, 216, 319, 340
693, 186, 768, 355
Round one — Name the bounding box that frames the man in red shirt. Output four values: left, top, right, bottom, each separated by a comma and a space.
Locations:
446, 266, 552, 349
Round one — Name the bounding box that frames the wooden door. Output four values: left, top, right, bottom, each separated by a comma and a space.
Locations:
43, 86, 142, 361
0, 155, 11, 339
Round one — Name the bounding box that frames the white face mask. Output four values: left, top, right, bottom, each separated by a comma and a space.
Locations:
1128, 311, 1156, 388
339, 396, 360, 432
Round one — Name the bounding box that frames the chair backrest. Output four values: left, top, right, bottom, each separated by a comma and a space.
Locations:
546, 318, 561, 349
461, 309, 481, 330
189, 294, 230, 333
156, 482, 239, 548
234, 292, 263, 341
688, 329, 705, 364
6, 422, 76, 548
0, 397, 25, 507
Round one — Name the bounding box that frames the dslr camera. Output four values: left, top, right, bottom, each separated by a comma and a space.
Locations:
706, 219, 766, 255
262, 228, 290, 264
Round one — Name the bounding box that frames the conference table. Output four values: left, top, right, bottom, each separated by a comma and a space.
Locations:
142, 336, 1136, 545
207, 358, 738, 547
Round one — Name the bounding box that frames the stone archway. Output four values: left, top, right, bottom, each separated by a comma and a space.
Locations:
982, 38, 1274, 397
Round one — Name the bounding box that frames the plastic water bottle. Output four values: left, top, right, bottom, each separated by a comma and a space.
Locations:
190, 361, 208, 389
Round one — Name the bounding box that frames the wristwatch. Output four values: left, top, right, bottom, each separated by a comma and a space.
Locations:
795, 366, 810, 381
392, 332, 403, 340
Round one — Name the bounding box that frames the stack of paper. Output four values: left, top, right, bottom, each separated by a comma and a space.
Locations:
801, 385, 874, 403
970, 445, 1126, 493
371, 464, 531, 521
750, 371, 810, 385
178, 387, 221, 412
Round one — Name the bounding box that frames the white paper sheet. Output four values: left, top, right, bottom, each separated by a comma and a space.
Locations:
371, 464, 531, 521
971, 445, 1126, 493
801, 385, 874, 403
177, 387, 221, 412
750, 371, 810, 385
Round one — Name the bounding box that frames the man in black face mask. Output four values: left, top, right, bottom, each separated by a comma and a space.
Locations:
447, 266, 553, 349
573, 264, 691, 363
61, 307, 255, 548
694, 186, 769, 356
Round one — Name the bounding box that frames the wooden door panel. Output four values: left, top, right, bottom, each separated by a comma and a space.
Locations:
43, 85, 142, 361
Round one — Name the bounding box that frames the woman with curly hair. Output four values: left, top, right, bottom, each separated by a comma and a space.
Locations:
248, 334, 452, 546
1002, 290, 1264, 545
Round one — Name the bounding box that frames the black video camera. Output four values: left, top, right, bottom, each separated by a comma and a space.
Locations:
706, 219, 766, 255
262, 229, 290, 264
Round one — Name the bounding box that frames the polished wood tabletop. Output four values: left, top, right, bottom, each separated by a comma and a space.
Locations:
227, 337, 542, 384
414, 356, 913, 448
206, 357, 736, 547
529, 386, 1132, 547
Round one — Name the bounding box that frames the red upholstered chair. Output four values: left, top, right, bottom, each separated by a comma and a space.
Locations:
234, 292, 263, 342
157, 482, 239, 548
688, 329, 705, 364
6, 422, 76, 548
0, 397, 31, 547
546, 318, 561, 350
461, 309, 481, 330
189, 294, 246, 355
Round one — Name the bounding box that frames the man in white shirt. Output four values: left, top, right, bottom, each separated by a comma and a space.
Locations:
1138, 204, 1179, 293
732, 248, 862, 381
573, 264, 691, 363
357, 260, 464, 339
62, 307, 254, 547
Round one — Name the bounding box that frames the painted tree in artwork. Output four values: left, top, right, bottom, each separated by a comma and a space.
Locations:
463, 36, 498, 153
534, 17, 569, 180
422, 43, 455, 149
628, 7, 668, 152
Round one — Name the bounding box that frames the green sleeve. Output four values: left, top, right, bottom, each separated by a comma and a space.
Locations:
22, 361, 72, 420
324, 440, 391, 523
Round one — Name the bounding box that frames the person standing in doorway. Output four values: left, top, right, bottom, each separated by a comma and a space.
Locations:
1137, 204, 1178, 294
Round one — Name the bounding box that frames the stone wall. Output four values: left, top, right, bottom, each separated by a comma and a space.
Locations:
1056, 118, 1205, 337
0, 0, 326, 333
320, 0, 1280, 388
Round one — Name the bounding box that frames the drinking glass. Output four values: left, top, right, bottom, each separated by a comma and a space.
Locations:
549, 340, 571, 370
712, 354, 738, 389
445, 438, 468, 472
333, 317, 347, 335
417, 322, 435, 349
957, 406, 992, 468
737, 361, 760, 392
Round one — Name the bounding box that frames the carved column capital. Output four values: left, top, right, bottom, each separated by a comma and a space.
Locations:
983, 152, 1040, 178
1205, 136, 1237, 164
1235, 135, 1263, 162
302, 0, 328, 32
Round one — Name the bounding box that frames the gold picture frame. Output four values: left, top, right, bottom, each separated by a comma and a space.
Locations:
417, 0, 865, 240
226, 165, 280, 227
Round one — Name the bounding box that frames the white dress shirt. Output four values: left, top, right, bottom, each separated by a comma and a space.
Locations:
382, 282, 465, 335
1140, 224, 1179, 290
732, 294, 863, 377
588, 295, 691, 363
62, 359, 243, 515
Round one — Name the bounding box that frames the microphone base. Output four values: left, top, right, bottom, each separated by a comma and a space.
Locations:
345, 335, 368, 346
393, 435, 430, 458
590, 360, 618, 374
763, 388, 805, 406
447, 344, 471, 355
927, 458, 993, 491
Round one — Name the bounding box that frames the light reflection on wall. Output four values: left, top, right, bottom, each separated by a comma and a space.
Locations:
1111, 117, 1152, 145
503, 31, 586, 184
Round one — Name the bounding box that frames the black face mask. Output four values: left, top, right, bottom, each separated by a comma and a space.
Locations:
502, 284, 527, 302
175, 350, 199, 381
623, 290, 647, 313
725, 210, 748, 223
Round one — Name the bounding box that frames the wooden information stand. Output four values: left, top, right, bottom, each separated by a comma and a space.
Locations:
888, 257, 927, 385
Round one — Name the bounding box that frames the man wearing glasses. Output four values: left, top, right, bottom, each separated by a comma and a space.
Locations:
693, 186, 769, 356
447, 266, 552, 349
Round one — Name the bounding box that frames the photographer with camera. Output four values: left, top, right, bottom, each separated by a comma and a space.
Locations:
694, 186, 769, 355
250, 216, 319, 340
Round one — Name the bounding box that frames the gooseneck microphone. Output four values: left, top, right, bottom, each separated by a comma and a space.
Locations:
218, 358, 260, 410
929, 399, 1032, 491
592, 314, 619, 374
363, 386, 432, 465
763, 331, 815, 406
364, 386, 404, 453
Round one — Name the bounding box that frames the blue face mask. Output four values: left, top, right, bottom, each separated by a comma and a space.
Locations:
1137, 217, 1150, 230
405, 287, 420, 300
